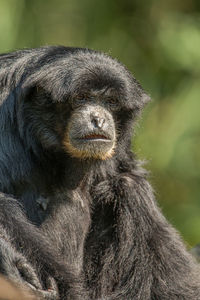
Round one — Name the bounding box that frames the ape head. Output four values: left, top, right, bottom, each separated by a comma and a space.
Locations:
11, 47, 150, 161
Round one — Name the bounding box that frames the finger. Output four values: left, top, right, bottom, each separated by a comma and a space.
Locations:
46, 276, 58, 292
16, 260, 42, 289
35, 288, 59, 300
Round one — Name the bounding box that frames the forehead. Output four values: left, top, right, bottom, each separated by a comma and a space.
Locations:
44, 52, 130, 102
23, 50, 138, 109
69, 65, 126, 98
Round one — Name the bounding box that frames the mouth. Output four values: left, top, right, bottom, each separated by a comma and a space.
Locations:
79, 133, 111, 141
65, 131, 115, 160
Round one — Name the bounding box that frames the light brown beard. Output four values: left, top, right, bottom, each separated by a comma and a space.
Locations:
62, 132, 115, 160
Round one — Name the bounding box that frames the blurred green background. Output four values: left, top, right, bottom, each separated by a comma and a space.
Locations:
0, 0, 200, 246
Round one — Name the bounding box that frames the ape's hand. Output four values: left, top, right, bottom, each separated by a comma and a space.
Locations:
0, 238, 59, 299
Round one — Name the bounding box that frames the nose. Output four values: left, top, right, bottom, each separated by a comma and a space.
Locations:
91, 113, 105, 129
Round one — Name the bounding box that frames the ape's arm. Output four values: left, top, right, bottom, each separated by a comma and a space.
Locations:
0, 193, 86, 300
41, 189, 91, 276
0, 231, 58, 299
0, 225, 40, 286
88, 173, 200, 300
114, 174, 200, 299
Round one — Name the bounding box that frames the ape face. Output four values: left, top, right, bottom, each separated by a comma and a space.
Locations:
19, 49, 149, 161
26, 87, 118, 160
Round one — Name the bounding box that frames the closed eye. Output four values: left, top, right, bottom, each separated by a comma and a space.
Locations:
72, 96, 87, 108
106, 98, 120, 110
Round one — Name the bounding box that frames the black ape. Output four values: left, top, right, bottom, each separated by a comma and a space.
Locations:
0, 46, 200, 300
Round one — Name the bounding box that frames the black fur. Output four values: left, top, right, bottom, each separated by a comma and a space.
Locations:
0, 46, 200, 299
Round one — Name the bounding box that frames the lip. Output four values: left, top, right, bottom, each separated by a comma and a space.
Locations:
78, 133, 112, 141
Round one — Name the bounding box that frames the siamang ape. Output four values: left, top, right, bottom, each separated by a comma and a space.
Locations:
0, 46, 200, 300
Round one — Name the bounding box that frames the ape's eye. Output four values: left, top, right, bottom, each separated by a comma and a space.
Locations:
106, 98, 119, 110
108, 98, 116, 104
72, 96, 87, 107
76, 94, 86, 100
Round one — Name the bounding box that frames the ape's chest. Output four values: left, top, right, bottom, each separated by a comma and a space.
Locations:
18, 190, 49, 226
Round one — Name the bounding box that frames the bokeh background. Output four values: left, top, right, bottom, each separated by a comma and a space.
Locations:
0, 0, 200, 246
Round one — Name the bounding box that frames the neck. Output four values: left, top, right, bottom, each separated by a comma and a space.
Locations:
34, 150, 116, 193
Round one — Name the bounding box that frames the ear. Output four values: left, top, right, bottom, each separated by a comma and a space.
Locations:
133, 89, 151, 110
141, 91, 151, 106
130, 77, 151, 109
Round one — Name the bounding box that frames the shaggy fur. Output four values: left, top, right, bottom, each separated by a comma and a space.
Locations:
0, 46, 200, 299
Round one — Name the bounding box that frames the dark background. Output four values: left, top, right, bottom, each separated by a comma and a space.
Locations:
1, 0, 200, 246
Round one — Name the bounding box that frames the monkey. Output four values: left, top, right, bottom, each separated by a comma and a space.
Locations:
0, 46, 200, 299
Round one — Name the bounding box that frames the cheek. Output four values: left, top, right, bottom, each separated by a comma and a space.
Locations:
34, 111, 66, 149
55, 122, 67, 140
54, 108, 72, 140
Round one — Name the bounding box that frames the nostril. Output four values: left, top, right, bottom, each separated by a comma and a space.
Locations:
91, 116, 105, 129
98, 117, 105, 128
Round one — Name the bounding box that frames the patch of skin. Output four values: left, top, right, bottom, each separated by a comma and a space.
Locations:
36, 196, 49, 211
